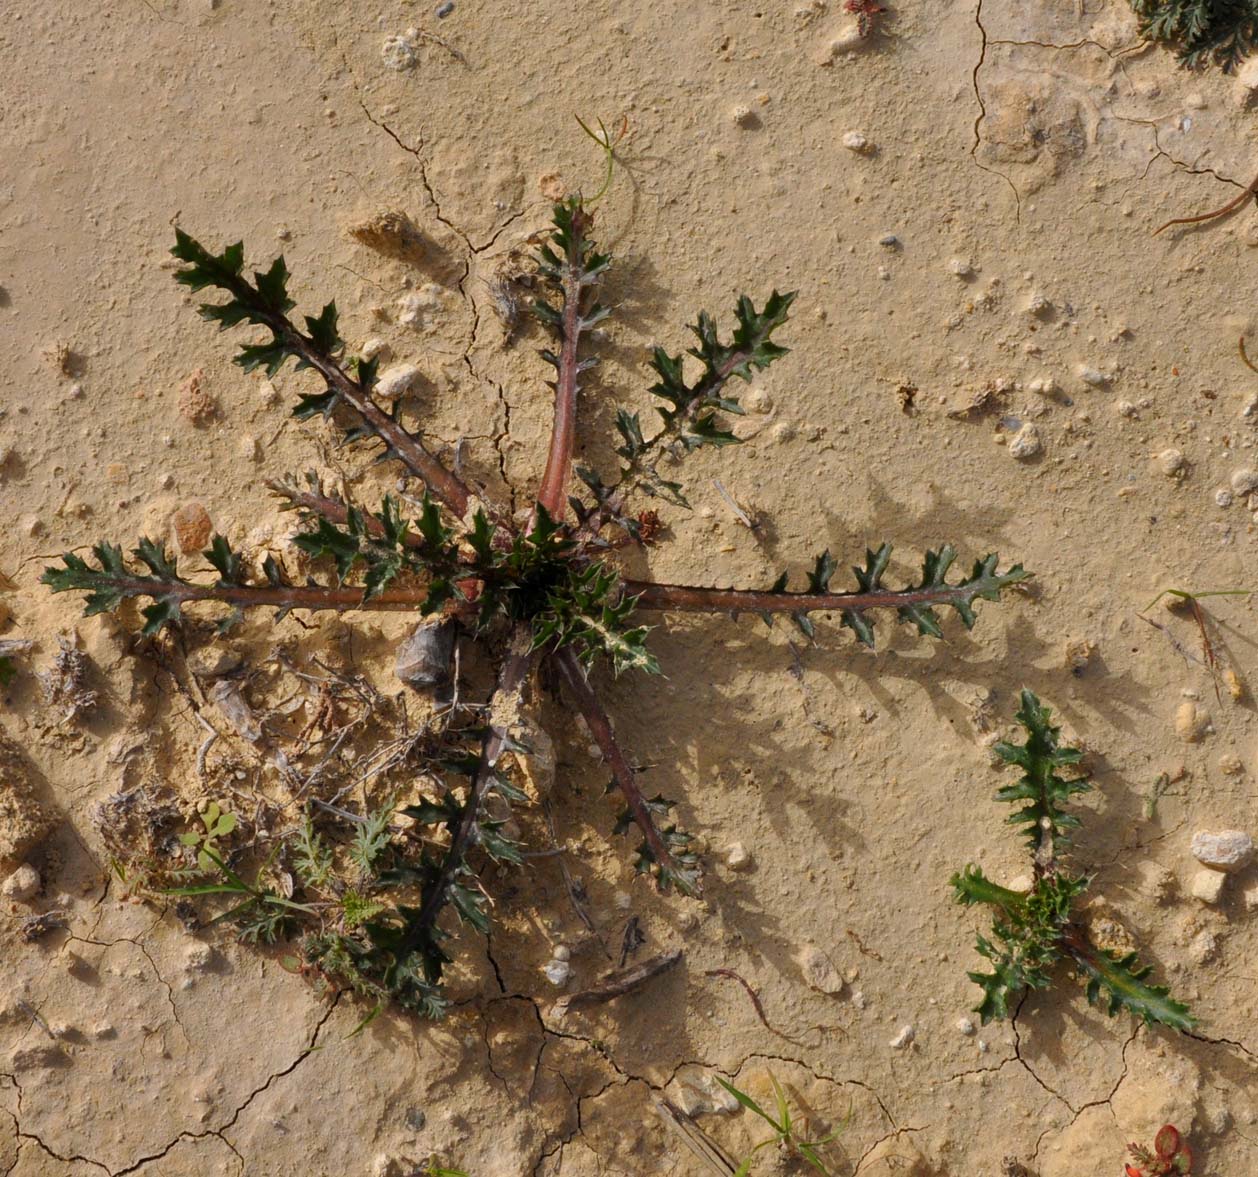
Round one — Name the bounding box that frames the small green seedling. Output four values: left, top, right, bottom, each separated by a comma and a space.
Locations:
952, 691, 1194, 1032
166, 846, 315, 944
715, 1072, 846, 1176
179, 801, 237, 871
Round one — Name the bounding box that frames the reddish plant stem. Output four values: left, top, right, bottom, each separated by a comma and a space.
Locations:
99, 576, 430, 613
623, 579, 981, 615
238, 295, 473, 514
534, 208, 592, 526
552, 646, 694, 891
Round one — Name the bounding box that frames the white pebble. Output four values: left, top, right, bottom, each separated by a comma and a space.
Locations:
1157, 448, 1186, 478
1, 864, 41, 902
889, 1025, 915, 1050
1242, 880, 1258, 911
1191, 830, 1254, 872
238, 434, 261, 462
1188, 870, 1226, 905
795, 945, 844, 995
360, 337, 390, 362
1025, 293, 1052, 317
851, 990, 866, 1009
374, 362, 423, 401
1230, 468, 1258, 495
184, 942, 214, 972
956, 1017, 976, 1036
948, 258, 974, 278
543, 959, 572, 986
551, 944, 571, 962
731, 103, 756, 128
725, 843, 753, 871
1215, 488, 1235, 508
1077, 365, 1108, 387
1028, 376, 1058, 396
1008, 424, 1042, 460
381, 34, 417, 71
977, 1039, 989, 1053
841, 130, 870, 153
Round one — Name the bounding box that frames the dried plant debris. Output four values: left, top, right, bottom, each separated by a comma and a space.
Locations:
39, 635, 98, 723
952, 691, 1194, 1032
43, 192, 1028, 1018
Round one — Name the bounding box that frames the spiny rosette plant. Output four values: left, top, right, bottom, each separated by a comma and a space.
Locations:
43, 195, 1028, 1017
952, 690, 1194, 1032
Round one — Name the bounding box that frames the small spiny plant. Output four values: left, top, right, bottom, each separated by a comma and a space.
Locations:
42, 185, 1029, 1018
952, 690, 1194, 1031
1126, 1124, 1193, 1176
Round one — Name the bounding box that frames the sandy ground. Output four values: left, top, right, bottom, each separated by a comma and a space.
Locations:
2, 1, 1258, 1174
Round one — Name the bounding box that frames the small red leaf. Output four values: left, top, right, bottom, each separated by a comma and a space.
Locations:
1125, 1165, 1144, 1177
1155, 1125, 1181, 1161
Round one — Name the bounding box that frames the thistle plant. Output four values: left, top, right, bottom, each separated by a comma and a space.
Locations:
1130, 0, 1258, 70
43, 193, 1028, 1017
952, 690, 1194, 1031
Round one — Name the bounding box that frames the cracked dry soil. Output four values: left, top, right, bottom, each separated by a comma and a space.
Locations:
3, 0, 1258, 1174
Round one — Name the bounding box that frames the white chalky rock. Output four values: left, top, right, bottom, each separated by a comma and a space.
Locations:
731, 104, 756, 128
956, 1017, 976, 1036
725, 842, 753, 871
796, 945, 844, 995
374, 362, 423, 401
842, 130, 870, 152
1008, 424, 1042, 460
1157, 448, 1186, 477
360, 337, 390, 361
1026, 293, 1052, 316
889, 1024, 915, 1050
1216, 488, 1235, 508
381, 35, 417, 71
1191, 830, 1254, 872
1188, 870, 1226, 905
948, 258, 974, 278
1077, 364, 1108, 387
1, 864, 40, 902
543, 959, 572, 986
1230, 468, 1258, 495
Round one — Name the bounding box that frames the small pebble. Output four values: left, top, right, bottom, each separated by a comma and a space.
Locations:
1242, 881, 1258, 912
1219, 753, 1244, 775
1008, 423, 1042, 460
851, 990, 866, 1009
1077, 365, 1108, 387
948, 258, 974, 278
795, 945, 844, 995
436, 0, 454, 15
731, 103, 757, 128
725, 843, 753, 871
374, 362, 424, 401
381, 34, 418, 71
551, 944, 571, 962
1026, 293, 1052, 317
1175, 701, 1211, 743
842, 130, 870, 153
239, 434, 261, 462
360, 337, 390, 362
889, 1025, 915, 1050
1188, 871, 1225, 904
977, 1039, 989, 1053
1230, 468, 1258, 495
1, 864, 41, 902
956, 1017, 976, 1036
1157, 448, 1186, 478
1216, 488, 1235, 508
1191, 829, 1254, 872
184, 942, 214, 972
543, 959, 572, 986
20, 514, 44, 538
878, 234, 900, 249
172, 502, 213, 554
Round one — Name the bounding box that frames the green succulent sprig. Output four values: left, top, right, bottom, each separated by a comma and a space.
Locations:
952, 690, 1194, 1032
